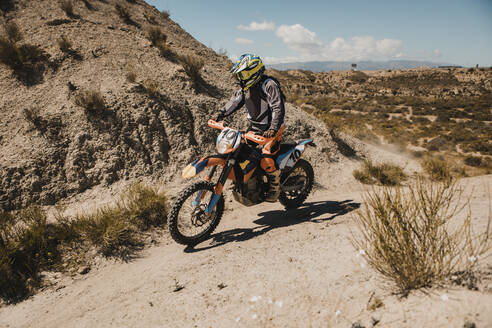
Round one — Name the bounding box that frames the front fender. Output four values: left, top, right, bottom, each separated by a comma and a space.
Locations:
182, 155, 227, 179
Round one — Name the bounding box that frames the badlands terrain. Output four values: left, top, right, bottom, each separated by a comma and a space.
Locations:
1, 0, 491, 327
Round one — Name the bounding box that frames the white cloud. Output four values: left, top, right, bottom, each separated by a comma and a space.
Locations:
237, 21, 276, 31
272, 24, 403, 63
433, 49, 442, 57
235, 37, 254, 45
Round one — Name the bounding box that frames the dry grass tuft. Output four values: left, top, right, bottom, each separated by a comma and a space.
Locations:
179, 54, 204, 82
0, 184, 168, 303
115, 3, 131, 22
421, 156, 452, 182
142, 79, 160, 98
353, 159, 407, 186
125, 64, 137, 83
156, 41, 172, 58
147, 27, 167, 46
161, 9, 170, 19
0, 206, 60, 302
60, 0, 75, 17
57, 35, 73, 53
4, 21, 22, 43
23, 107, 43, 127
352, 178, 492, 295
74, 90, 106, 114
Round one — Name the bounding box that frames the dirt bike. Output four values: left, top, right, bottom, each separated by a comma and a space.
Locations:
168, 119, 316, 246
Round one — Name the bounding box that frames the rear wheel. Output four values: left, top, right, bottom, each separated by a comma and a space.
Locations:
168, 181, 224, 245
279, 159, 314, 209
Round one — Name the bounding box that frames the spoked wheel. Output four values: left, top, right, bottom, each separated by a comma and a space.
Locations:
279, 159, 314, 209
168, 181, 224, 245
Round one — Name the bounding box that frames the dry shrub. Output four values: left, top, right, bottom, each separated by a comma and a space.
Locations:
115, 3, 131, 21
464, 155, 482, 167
120, 183, 168, 230
82, 0, 96, 10
0, 184, 168, 303
4, 21, 22, 43
23, 107, 42, 127
74, 90, 106, 114
179, 54, 204, 82
142, 79, 160, 98
0, 37, 50, 85
147, 27, 167, 46
0, 206, 60, 302
57, 35, 72, 53
421, 156, 452, 182
60, 0, 74, 17
156, 41, 172, 58
352, 178, 492, 295
63, 183, 168, 257
125, 65, 137, 83
161, 9, 170, 19
353, 159, 407, 186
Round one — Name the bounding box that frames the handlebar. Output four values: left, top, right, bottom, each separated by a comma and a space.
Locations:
207, 119, 284, 145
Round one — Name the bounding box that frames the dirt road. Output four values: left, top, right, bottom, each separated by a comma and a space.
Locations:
1, 177, 492, 328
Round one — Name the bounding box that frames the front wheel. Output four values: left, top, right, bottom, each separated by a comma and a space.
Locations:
168, 181, 224, 245
279, 159, 314, 209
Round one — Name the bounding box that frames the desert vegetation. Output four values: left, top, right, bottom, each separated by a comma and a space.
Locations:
0, 21, 51, 85
74, 90, 106, 114
57, 34, 73, 53
353, 178, 492, 295
179, 54, 205, 82
0, 184, 168, 303
269, 68, 492, 176
59, 0, 76, 18
353, 159, 407, 186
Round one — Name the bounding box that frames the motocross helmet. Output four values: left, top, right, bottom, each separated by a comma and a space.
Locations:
231, 54, 265, 91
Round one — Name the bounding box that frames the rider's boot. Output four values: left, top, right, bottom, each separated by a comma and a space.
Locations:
265, 170, 281, 202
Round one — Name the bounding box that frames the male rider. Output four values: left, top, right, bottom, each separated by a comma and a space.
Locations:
214, 54, 285, 202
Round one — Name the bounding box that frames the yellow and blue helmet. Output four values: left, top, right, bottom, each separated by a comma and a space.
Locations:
231, 54, 265, 91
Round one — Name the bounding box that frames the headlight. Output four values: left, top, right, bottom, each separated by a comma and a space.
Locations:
217, 139, 230, 154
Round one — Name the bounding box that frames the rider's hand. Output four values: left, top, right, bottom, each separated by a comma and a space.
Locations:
263, 129, 276, 138
213, 112, 225, 122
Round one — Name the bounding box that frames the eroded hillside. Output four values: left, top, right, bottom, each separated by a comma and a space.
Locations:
0, 0, 338, 210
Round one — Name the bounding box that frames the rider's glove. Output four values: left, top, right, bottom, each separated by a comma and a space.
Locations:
214, 111, 225, 122
263, 129, 276, 138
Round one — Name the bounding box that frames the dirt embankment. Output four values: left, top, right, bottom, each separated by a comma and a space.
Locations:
0, 0, 341, 211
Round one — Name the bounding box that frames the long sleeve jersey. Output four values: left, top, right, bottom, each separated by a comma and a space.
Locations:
219, 77, 285, 132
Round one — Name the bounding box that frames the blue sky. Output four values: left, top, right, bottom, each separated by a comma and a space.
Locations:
146, 0, 492, 66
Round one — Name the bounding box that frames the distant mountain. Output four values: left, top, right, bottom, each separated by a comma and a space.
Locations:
268, 60, 460, 72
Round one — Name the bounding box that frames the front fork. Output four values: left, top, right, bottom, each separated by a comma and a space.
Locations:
193, 147, 241, 215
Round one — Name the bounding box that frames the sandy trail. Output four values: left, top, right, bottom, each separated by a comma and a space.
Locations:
1, 178, 492, 328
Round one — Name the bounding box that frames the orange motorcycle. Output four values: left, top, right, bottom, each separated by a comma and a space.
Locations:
168, 119, 315, 245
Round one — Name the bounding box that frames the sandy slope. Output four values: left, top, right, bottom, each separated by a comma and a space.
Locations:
1, 172, 491, 328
